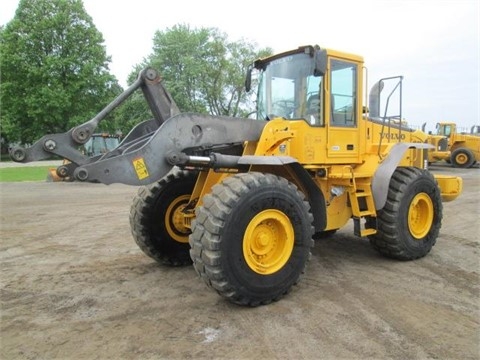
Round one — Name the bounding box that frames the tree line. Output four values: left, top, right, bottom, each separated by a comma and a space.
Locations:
0, 0, 272, 150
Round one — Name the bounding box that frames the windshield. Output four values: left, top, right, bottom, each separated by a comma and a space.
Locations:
256, 53, 323, 125
436, 124, 451, 137
83, 136, 120, 157
105, 137, 120, 150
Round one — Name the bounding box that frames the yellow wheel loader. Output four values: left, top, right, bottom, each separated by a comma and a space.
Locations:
424, 122, 480, 168
10, 46, 463, 306
436, 122, 480, 168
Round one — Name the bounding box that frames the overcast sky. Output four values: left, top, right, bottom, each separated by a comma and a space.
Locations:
1, 0, 479, 131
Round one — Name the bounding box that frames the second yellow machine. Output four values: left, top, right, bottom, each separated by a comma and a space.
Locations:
428, 121, 480, 168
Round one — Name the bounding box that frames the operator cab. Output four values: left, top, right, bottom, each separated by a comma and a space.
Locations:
246, 45, 360, 130
436, 123, 453, 138
246, 45, 364, 162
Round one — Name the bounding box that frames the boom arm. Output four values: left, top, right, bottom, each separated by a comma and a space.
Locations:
10, 68, 178, 164
10, 68, 265, 185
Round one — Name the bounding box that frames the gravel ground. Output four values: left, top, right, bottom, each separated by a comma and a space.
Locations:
0, 162, 479, 360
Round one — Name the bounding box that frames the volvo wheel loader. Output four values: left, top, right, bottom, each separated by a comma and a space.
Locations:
47, 133, 121, 181
434, 122, 480, 168
10, 45, 463, 306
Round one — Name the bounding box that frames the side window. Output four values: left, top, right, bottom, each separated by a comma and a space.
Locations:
305, 75, 323, 126
444, 125, 451, 137
330, 60, 357, 127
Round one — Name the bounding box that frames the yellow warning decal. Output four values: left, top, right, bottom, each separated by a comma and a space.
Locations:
132, 157, 149, 180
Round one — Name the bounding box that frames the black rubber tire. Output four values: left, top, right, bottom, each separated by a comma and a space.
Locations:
129, 169, 196, 266
450, 148, 475, 168
368, 167, 443, 260
189, 172, 314, 306
313, 229, 337, 240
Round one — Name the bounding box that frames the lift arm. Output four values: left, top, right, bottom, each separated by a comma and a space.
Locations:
10, 68, 266, 185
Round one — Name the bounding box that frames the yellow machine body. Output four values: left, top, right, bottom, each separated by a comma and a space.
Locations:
186, 47, 462, 236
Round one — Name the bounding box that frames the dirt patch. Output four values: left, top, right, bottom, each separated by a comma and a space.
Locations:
1, 163, 479, 359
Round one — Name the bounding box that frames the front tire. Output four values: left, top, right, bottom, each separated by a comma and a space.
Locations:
129, 169, 196, 266
368, 167, 443, 260
189, 173, 314, 306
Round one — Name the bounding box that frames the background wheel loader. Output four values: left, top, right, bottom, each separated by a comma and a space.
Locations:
10, 45, 463, 306
47, 133, 121, 181
424, 121, 480, 168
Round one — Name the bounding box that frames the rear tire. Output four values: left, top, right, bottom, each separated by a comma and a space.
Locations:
451, 148, 475, 168
368, 167, 442, 260
129, 169, 196, 266
189, 173, 314, 306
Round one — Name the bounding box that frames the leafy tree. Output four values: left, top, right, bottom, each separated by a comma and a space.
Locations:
0, 0, 120, 145
115, 24, 272, 130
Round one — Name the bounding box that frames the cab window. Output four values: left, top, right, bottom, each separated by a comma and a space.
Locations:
330, 60, 357, 127
256, 52, 324, 126
305, 75, 323, 126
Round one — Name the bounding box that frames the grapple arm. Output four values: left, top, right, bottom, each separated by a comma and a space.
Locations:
9, 68, 179, 167
10, 67, 266, 185
72, 113, 265, 185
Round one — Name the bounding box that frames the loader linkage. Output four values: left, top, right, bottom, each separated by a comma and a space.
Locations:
10, 68, 265, 185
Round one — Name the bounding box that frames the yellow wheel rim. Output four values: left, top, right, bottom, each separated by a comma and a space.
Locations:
454, 153, 468, 165
243, 209, 294, 275
165, 195, 190, 243
408, 193, 434, 239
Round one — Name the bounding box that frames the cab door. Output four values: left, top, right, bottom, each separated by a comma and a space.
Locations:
326, 58, 361, 163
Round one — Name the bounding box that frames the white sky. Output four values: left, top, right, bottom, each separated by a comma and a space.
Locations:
1, 0, 479, 130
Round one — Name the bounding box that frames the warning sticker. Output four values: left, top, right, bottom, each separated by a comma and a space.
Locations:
132, 157, 149, 180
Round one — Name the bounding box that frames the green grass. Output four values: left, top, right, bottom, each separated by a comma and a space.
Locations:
0, 166, 52, 182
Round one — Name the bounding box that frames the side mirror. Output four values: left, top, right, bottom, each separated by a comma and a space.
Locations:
314, 48, 327, 76
245, 65, 253, 93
